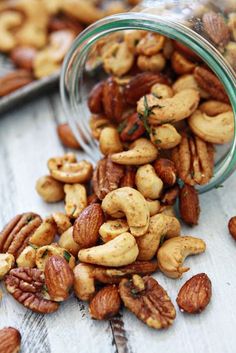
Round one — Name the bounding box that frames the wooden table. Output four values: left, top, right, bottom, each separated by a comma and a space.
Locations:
1, 92, 236, 353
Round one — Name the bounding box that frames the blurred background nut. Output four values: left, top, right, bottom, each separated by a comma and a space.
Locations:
36, 244, 75, 270
99, 219, 129, 243
137, 53, 166, 72
0, 327, 21, 353
64, 184, 87, 218
10, 46, 36, 71
0, 70, 34, 97
16, 246, 36, 268
136, 32, 165, 56
36, 175, 65, 203
73, 263, 96, 301
0, 11, 23, 52
59, 227, 80, 256
135, 164, 163, 199
171, 51, 196, 75
153, 158, 177, 186
89, 285, 121, 320
52, 212, 72, 235
124, 29, 146, 52
0, 253, 15, 279
150, 124, 181, 149
88, 81, 105, 114
29, 217, 57, 246
57, 123, 81, 149
99, 127, 123, 156
102, 42, 134, 77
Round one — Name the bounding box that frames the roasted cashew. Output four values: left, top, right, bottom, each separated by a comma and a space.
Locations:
29, 217, 57, 246
58, 227, 80, 257
89, 115, 114, 140
64, 184, 87, 218
136, 214, 181, 261
124, 30, 147, 52
172, 74, 209, 98
158, 205, 176, 217
73, 263, 96, 301
48, 153, 93, 183
102, 187, 149, 237
52, 212, 72, 235
99, 127, 123, 156
199, 100, 232, 116
157, 236, 206, 278
150, 124, 181, 149
188, 110, 234, 144
0, 253, 15, 279
137, 53, 166, 72
16, 246, 36, 268
136, 32, 165, 56
137, 89, 200, 125
78, 232, 139, 267
35, 175, 65, 203
36, 244, 75, 270
111, 138, 158, 165
102, 42, 134, 77
135, 164, 163, 200
171, 51, 196, 75
0, 11, 23, 52
99, 219, 129, 243
146, 199, 161, 216
151, 83, 174, 99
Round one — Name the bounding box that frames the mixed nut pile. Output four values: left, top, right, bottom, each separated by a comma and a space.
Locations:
0, 27, 235, 353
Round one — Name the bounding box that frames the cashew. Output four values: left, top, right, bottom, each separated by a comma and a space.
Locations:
111, 138, 158, 165
29, 217, 57, 246
188, 110, 234, 144
48, 153, 93, 183
135, 164, 163, 199
52, 212, 72, 235
158, 205, 176, 217
78, 232, 139, 267
102, 42, 134, 77
146, 199, 161, 216
172, 74, 210, 99
35, 175, 65, 203
89, 115, 114, 140
150, 124, 181, 149
137, 89, 200, 125
0, 11, 23, 52
171, 51, 196, 75
0, 253, 15, 279
124, 30, 147, 52
157, 236, 206, 278
228, 13, 236, 41
16, 246, 36, 268
62, 0, 105, 25
136, 32, 165, 56
99, 127, 123, 156
137, 53, 166, 72
136, 214, 181, 261
36, 244, 75, 270
99, 219, 129, 243
199, 100, 232, 116
102, 187, 149, 237
64, 184, 87, 218
151, 83, 174, 99
58, 227, 80, 257
73, 263, 96, 301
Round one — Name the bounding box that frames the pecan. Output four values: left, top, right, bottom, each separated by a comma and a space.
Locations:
124, 72, 168, 105
176, 273, 212, 313
119, 112, 145, 142
92, 156, 125, 200
102, 78, 124, 123
179, 184, 200, 226
202, 12, 230, 47
0, 213, 42, 258
194, 66, 229, 103
228, 216, 236, 241
161, 185, 180, 205
119, 166, 136, 188
5, 268, 59, 314
0, 327, 21, 353
94, 260, 158, 284
119, 275, 176, 329
171, 133, 214, 186
88, 81, 105, 114
10, 47, 36, 71
89, 285, 121, 320
0, 70, 33, 97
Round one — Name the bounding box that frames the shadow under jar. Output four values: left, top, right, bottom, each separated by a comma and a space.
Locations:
60, 0, 236, 193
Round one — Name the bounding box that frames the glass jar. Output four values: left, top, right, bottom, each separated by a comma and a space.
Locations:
60, 0, 236, 193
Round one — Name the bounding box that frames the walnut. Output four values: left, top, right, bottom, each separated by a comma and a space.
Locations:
92, 156, 125, 200
119, 275, 176, 329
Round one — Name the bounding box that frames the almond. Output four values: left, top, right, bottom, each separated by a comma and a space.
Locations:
10, 47, 36, 71
179, 184, 200, 225
57, 123, 80, 149
73, 204, 104, 248
0, 327, 21, 353
45, 255, 74, 302
102, 77, 124, 122
154, 158, 177, 186
228, 216, 236, 240
89, 285, 121, 320
176, 273, 212, 313
88, 81, 105, 114
202, 11, 230, 47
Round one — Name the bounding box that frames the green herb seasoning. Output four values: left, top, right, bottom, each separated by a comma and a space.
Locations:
64, 250, 71, 262
117, 120, 127, 133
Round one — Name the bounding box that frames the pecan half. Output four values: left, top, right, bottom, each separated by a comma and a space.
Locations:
202, 12, 230, 47
119, 112, 145, 142
0, 70, 34, 97
5, 268, 59, 314
102, 78, 124, 122
92, 156, 125, 200
119, 275, 176, 329
171, 133, 214, 186
119, 166, 136, 188
0, 213, 42, 258
94, 260, 158, 284
194, 66, 229, 103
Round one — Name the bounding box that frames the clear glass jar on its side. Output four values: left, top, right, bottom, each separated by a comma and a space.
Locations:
60, 0, 236, 193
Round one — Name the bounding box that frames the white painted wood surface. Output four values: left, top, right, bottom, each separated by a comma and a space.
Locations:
1, 92, 236, 353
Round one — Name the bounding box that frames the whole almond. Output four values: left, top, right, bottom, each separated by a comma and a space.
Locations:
179, 184, 200, 225
57, 123, 80, 149
10, 47, 36, 71
45, 255, 74, 302
73, 204, 104, 248
89, 285, 121, 320
0, 327, 21, 353
177, 273, 212, 313
88, 81, 105, 114
202, 11, 230, 47
228, 216, 236, 240
154, 158, 177, 186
